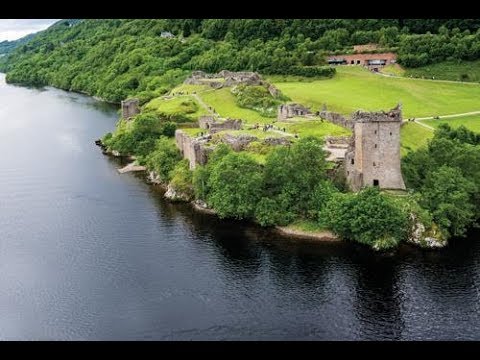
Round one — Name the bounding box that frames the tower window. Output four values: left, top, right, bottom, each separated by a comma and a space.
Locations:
374, 144, 377, 148
390, 132, 392, 136
374, 130, 377, 134
351, 159, 354, 165
373, 179, 379, 186
373, 162, 376, 166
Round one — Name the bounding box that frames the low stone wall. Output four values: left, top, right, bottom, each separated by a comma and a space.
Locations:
199, 116, 242, 133
319, 110, 354, 130
278, 103, 312, 120
210, 119, 242, 133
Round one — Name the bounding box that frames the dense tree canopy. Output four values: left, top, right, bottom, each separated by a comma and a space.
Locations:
4, 19, 480, 103
402, 124, 480, 238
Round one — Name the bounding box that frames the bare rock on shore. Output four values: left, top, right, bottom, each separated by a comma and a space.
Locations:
275, 226, 340, 242
117, 162, 146, 174
164, 184, 192, 202
147, 171, 163, 185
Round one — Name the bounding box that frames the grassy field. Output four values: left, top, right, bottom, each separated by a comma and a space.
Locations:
419, 114, 480, 133
283, 120, 351, 138
400, 122, 433, 155
144, 95, 208, 120
170, 84, 210, 95
271, 66, 480, 118
199, 88, 273, 124
404, 60, 480, 83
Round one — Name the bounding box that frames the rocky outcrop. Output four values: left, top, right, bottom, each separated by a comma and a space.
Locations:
147, 171, 163, 185
164, 184, 192, 202
407, 215, 446, 248
117, 162, 147, 173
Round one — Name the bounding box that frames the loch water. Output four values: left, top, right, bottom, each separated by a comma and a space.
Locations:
0, 74, 479, 340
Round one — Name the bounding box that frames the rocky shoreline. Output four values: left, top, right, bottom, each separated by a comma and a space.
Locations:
275, 226, 340, 242
94, 139, 342, 242
95, 139, 446, 249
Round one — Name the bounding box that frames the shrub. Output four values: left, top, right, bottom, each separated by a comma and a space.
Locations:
321, 187, 408, 249
145, 137, 182, 182
207, 152, 263, 219
169, 159, 194, 200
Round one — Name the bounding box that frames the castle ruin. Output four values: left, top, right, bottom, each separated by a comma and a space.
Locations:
277, 103, 312, 120
344, 104, 406, 191
184, 70, 264, 88
121, 98, 140, 119
198, 116, 242, 133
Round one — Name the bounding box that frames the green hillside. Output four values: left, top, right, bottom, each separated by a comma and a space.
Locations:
420, 113, 480, 132
405, 60, 480, 82
5, 19, 480, 104
272, 66, 480, 118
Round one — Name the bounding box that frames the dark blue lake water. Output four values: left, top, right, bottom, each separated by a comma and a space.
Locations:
0, 74, 479, 340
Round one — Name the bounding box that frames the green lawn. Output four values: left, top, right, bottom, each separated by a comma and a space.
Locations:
272, 66, 480, 118
282, 120, 351, 138
144, 95, 208, 120
170, 84, 210, 95
199, 88, 273, 124
420, 114, 480, 133
180, 128, 204, 137
214, 128, 286, 140
404, 60, 480, 83
400, 122, 434, 155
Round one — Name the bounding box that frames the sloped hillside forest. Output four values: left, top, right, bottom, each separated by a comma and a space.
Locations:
2, 19, 480, 103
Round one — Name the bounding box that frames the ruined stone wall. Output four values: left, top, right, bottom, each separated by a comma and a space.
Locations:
121, 98, 140, 119
278, 104, 311, 120
175, 130, 213, 169
198, 116, 215, 129
319, 110, 354, 130
184, 70, 263, 87
208, 119, 243, 133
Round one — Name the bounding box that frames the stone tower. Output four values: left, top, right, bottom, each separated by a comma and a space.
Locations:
121, 98, 140, 120
345, 104, 406, 191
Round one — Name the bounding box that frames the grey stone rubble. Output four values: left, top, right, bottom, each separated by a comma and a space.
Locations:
184, 70, 264, 88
